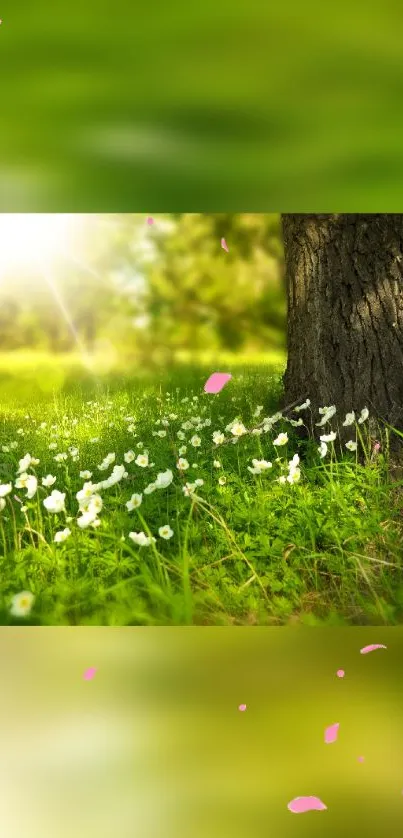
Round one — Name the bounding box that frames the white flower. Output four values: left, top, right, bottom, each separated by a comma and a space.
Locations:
10, 591, 35, 617
135, 453, 149, 468
154, 469, 173, 489
129, 531, 155, 547
194, 478, 204, 487
316, 405, 337, 426
87, 494, 103, 515
54, 452, 68, 463
77, 511, 97, 529
144, 483, 156, 495
345, 440, 357, 451
0, 498, 6, 511
54, 528, 71, 543
287, 467, 301, 484
251, 428, 263, 435
248, 458, 273, 475
183, 482, 197, 497
190, 435, 201, 447
98, 452, 116, 471
177, 431, 186, 441
277, 475, 287, 484
218, 476, 226, 486
17, 454, 32, 474
342, 411, 355, 427
126, 493, 142, 510
294, 399, 311, 412
212, 431, 225, 445
76, 482, 96, 508
177, 458, 189, 471
231, 422, 247, 437
0, 483, 12, 498
99, 464, 126, 488
358, 407, 369, 424
178, 445, 187, 456
289, 418, 303, 427
289, 454, 300, 467
213, 460, 221, 468
156, 430, 167, 438
89, 437, 100, 444
319, 431, 337, 443
79, 470, 92, 480
318, 441, 328, 458
43, 489, 66, 513
48, 442, 57, 450
1, 445, 10, 453
25, 475, 38, 499
42, 474, 57, 487
124, 450, 135, 463
158, 525, 174, 540
273, 432, 288, 446
15, 473, 30, 489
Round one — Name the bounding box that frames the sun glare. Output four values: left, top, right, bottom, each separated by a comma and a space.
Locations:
0, 214, 76, 273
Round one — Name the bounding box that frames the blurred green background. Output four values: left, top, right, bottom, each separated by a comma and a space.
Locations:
0, 213, 286, 383
1, 627, 402, 837
2, 2, 403, 210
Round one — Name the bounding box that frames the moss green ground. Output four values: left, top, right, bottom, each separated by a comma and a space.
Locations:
0, 351, 402, 625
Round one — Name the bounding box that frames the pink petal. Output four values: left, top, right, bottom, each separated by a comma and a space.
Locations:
221, 237, 229, 252
147, 216, 154, 225
325, 722, 339, 744
288, 796, 327, 814
83, 667, 97, 680
360, 644, 387, 654
238, 704, 247, 711
336, 669, 345, 678
203, 372, 232, 394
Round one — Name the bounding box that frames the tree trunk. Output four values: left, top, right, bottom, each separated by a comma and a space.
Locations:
281, 214, 403, 446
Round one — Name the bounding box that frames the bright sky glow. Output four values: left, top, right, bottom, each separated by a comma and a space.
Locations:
0, 214, 77, 273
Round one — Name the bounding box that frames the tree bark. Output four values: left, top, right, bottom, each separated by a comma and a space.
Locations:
281, 214, 403, 444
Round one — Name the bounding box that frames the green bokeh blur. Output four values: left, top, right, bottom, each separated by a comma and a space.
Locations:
2, 2, 403, 209
1, 628, 402, 837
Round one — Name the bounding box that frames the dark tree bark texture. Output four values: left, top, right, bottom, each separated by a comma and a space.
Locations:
281, 214, 403, 442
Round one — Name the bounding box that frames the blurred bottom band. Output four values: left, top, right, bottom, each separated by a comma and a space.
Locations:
0, 627, 401, 838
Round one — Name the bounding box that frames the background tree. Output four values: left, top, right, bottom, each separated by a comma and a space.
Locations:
281, 214, 403, 441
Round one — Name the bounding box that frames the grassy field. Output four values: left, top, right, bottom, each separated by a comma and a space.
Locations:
0, 351, 403, 626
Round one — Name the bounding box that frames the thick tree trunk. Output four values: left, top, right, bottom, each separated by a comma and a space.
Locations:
281, 214, 403, 444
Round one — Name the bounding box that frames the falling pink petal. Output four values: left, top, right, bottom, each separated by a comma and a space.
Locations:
287, 796, 327, 814
84, 667, 97, 680
221, 237, 229, 252
325, 722, 339, 744
238, 704, 247, 711
147, 216, 154, 225
203, 372, 232, 394
360, 644, 387, 654
358, 756, 365, 763
336, 669, 345, 678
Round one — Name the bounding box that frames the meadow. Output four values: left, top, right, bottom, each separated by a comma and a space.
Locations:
1, 351, 403, 626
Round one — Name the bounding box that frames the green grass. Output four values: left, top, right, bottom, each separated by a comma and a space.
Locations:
1, 352, 403, 625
